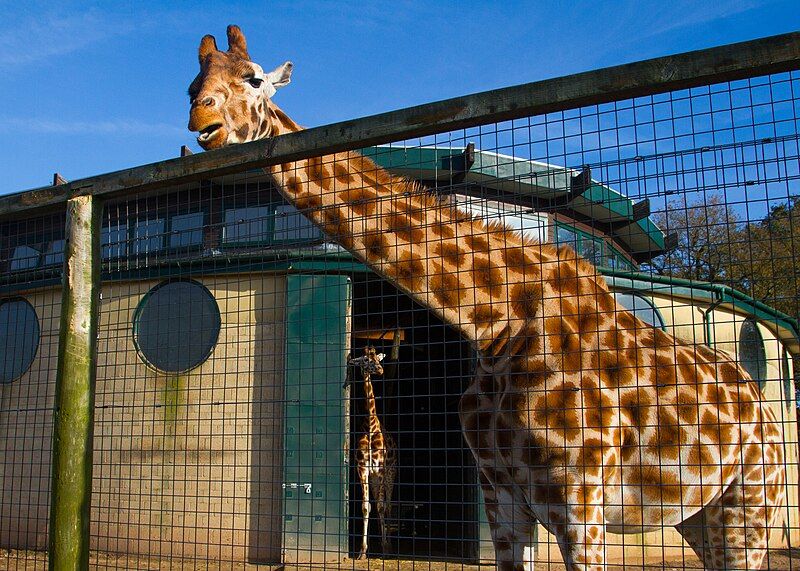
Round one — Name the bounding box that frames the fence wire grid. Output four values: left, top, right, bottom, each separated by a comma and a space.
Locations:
1, 34, 800, 571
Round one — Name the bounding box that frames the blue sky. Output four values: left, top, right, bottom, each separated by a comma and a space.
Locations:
0, 0, 798, 195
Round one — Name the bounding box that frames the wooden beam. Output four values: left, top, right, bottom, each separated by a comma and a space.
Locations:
1, 31, 799, 219
352, 328, 406, 342
48, 194, 100, 570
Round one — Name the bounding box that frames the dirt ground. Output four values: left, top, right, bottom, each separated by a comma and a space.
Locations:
3, 549, 800, 570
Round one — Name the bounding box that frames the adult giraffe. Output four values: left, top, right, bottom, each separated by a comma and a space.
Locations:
187, 25, 786, 570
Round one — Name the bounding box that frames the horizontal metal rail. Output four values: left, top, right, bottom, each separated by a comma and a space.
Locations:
1, 31, 798, 219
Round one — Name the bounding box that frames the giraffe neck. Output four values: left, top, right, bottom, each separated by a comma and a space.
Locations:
266, 102, 570, 353
362, 374, 383, 435
264, 101, 303, 137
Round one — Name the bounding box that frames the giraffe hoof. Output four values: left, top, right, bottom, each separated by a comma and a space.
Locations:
356, 552, 366, 561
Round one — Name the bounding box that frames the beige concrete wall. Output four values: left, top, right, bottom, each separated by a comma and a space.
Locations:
0, 290, 60, 551
0, 275, 286, 563
649, 294, 707, 346
3, 279, 799, 564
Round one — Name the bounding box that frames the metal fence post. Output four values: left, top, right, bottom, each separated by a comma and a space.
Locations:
48, 194, 101, 570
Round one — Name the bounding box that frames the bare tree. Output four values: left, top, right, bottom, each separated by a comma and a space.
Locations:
733, 197, 800, 323
645, 194, 743, 284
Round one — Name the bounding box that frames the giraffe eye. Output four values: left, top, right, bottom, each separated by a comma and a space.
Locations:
247, 77, 264, 88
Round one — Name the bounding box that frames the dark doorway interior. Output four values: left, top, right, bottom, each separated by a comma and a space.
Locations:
348, 275, 479, 562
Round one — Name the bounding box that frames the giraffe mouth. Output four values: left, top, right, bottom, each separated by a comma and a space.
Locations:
196, 123, 225, 149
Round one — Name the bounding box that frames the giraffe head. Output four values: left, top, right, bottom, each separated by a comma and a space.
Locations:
187, 25, 293, 150
348, 346, 385, 378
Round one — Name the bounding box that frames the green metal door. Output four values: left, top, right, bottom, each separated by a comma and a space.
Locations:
283, 274, 350, 561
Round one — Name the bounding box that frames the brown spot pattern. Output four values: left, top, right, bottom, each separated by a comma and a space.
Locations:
655, 409, 683, 448
465, 234, 491, 253
578, 302, 601, 336
620, 389, 651, 428
333, 163, 354, 184
394, 199, 427, 222
546, 317, 582, 371
472, 257, 505, 297
305, 156, 331, 189
322, 207, 353, 249
469, 304, 504, 326
676, 391, 698, 423
386, 212, 425, 243
507, 324, 543, 357
501, 245, 534, 270
429, 218, 456, 238
293, 191, 322, 211
532, 383, 581, 440
430, 264, 464, 308
362, 231, 390, 261
548, 260, 579, 294
339, 187, 379, 216
594, 351, 634, 388
687, 443, 715, 475
641, 328, 673, 349
621, 429, 638, 461
511, 356, 551, 386
433, 243, 466, 267
235, 124, 249, 140
654, 356, 678, 387
385, 251, 426, 292
583, 387, 615, 429
286, 176, 304, 197
510, 282, 543, 319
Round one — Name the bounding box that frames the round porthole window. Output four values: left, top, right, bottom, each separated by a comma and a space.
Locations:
0, 298, 40, 384
133, 280, 221, 373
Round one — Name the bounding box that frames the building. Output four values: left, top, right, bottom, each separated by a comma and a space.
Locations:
1, 145, 797, 564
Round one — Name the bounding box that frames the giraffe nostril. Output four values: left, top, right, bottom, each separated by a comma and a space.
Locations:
201, 96, 215, 107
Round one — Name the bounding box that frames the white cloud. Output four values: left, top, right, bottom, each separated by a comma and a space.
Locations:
0, 10, 135, 67
0, 117, 185, 136
640, 0, 763, 37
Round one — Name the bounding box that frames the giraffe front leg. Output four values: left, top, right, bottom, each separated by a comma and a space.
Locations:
545, 483, 606, 571
357, 466, 370, 560
479, 471, 536, 571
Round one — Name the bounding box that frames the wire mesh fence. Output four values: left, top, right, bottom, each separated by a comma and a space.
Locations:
1, 32, 800, 570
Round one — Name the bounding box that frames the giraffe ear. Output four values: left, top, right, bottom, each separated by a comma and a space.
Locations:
198, 34, 218, 65
266, 61, 293, 90
226, 25, 250, 60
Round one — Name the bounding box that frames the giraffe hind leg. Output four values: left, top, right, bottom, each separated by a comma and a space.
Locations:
377, 462, 396, 555
478, 471, 536, 571
676, 469, 781, 571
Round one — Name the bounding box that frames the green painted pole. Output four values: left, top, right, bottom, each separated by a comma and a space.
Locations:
48, 194, 101, 570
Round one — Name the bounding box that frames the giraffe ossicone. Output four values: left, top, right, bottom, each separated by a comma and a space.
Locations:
188, 25, 787, 570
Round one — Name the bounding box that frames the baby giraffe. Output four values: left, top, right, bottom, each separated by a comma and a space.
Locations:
349, 347, 397, 559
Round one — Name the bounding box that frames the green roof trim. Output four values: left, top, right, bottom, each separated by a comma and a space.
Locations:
4, 243, 796, 349
601, 267, 800, 347
360, 145, 667, 258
